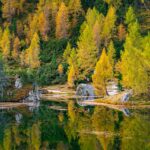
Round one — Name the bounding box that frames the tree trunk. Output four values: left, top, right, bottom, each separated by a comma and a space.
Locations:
104, 80, 109, 96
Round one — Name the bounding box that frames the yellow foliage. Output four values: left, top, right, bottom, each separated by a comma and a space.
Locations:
102, 6, 116, 44
56, 2, 69, 39
118, 23, 126, 41
68, 65, 76, 87
24, 33, 40, 68
58, 112, 64, 122
108, 40, 116, 67
77, 24, 98, 77
38, 12, 50, 41
20, 51, 25, 66
68, 101, 76, 122
12, 36, 20, 60
31, 123, 41, 150
58, 64, 63, 76
3, 128, 11, 150
92, 48, 113, 95
0, 28, 11, 60
28, 14, 39, 40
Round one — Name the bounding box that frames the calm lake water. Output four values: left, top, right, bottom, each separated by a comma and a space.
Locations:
0, 100, 150, 150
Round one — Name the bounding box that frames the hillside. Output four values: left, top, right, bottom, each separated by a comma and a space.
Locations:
0, 0, 149, 96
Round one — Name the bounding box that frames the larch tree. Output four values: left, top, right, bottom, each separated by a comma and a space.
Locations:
92, 14, 104, 49
125, 6, 136, 25
20, 51, 26, 66
69, 0, 83, 27
92, 48, 113, 95
68, 65, 76, 88
85, 8, 100, 28
67, 48, 78, 87
102, 6, 116, 46
142, 34, 150, 69
76, 8, 104, 79
104, 0, 122, 9
0, 28, 11, 60
77, 24, 98, 78
12, 36, 21, 60
37, 0, 46, 12
28, 14, 39, 40
118, 23, 126, 41
58, 64, 63, 76
63, 42, 72, 63
107, 40, 116, 68
119, 21, 149, 94
16, 20, 24, 38
1, 0, 18, 22
25, 33, 41, 69
38, 11, 50, 41
0, 27, 3, 41
55, 2, 69, 39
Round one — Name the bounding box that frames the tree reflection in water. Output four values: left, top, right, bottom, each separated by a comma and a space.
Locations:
0, 102, 149, 150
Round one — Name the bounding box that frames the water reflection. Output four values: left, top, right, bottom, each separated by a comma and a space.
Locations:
0, 100, 149, 150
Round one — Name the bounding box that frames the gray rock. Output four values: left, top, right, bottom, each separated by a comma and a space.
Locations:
76, 84, 95, 100
15, 78, 22, 89
121, 90, 133, 102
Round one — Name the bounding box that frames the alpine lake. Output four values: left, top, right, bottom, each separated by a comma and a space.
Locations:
0, 95, 150, 150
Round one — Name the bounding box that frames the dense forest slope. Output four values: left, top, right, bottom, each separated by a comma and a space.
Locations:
0, 0, 150, 96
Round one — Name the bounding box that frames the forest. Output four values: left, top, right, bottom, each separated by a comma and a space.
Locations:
0, 0, 150, 97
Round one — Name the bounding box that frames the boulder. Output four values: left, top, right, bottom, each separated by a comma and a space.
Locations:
76, 84, 95, 100
15, 77, 22, 89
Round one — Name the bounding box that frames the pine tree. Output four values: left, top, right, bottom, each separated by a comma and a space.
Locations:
92, 48, 113, 95
12, 37, 20, 60
0, 28, 11, 60
25, 33, 40, 68
56, 2, 69, 39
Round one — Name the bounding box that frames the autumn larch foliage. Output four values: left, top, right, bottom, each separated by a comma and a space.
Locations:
12, 36, 21, 60
24, 33, 40, 69
92, 48, 113, 96
0, 28, 11, 60
55, 2, 69, 39
58, 64, 63, 76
